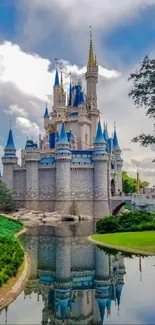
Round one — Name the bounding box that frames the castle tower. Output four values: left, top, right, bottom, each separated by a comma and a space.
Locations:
53, 59, 60, 111
85, 27, 99, 145
78, 89, 87, 149
59, 68, 66, 107
113, 123, 123, 193
55, 122, 72, 213
92, 119, 109, 217
94, 246, 111, 324
2, 126, 18, 190
43, 103, 50, 150
25, 147, 40, 209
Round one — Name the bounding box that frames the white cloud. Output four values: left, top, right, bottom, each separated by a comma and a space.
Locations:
16, 117, 40, 137
4, 104, 28, 117
23, 0, 155, 31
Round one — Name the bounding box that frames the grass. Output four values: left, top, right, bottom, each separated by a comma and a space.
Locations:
91, 231, 155, 254
0, 215, 22, 236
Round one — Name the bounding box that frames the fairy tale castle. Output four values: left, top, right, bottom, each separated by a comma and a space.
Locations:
2, 30, 123, 218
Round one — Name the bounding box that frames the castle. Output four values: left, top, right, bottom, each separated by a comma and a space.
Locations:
2, 30, 123, 218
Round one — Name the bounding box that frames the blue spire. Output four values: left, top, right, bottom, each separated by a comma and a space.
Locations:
96, 298, 107, 323
79, 91, 85, 105
116, 283, 123, 306
94, 119, 106, 145
113, 123, 120, 151
55, 130, 59, 142
58, 122, 69, 145
59, 298, 69, 321
68, 130, 74, 143
54, 59, 60, 86
5, 128, 16, 151
43, 104, 49, 118
68, 74, 72, 106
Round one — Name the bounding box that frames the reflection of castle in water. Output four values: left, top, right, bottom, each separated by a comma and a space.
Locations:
22, 224, 126, 325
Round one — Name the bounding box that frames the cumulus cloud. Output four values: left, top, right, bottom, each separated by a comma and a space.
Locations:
21, 0, 155, 30
16, 117, 40, 137
4, 104, 28, 117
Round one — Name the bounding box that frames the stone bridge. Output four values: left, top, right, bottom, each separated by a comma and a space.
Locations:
111, 195, 155, 215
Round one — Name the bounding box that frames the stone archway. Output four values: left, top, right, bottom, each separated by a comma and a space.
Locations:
111, 179, 115, 196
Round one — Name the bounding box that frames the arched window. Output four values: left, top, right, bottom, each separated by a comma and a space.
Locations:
85, 133, 88, 143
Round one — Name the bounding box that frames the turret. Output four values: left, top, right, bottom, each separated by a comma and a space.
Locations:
2, 126, 18, 190
113, 123, 123, 193
59, 68, 66, 107
43, 103, 49, 130
92, 119, 109, 217
103, 123, 109, 152
25, 146, 40, 207
53, 59, 60, 111
85, 27, 99, 146
55, 122, 72, 213
68, 73, 72, 106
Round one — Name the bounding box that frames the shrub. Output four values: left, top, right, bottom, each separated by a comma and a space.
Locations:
0, 235, 24, 286
0, 181, 16, 212
0, 215, 23, 287
96, 211, 155, 234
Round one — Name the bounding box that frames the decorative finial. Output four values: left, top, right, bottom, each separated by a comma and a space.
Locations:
88, 25, 95, 67
10, 119, 12, 130
89, 25, 92, 41
106, 122, 108, 130
114, 121, 116, 130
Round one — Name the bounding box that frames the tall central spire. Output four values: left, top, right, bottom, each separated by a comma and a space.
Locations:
54, 58, 60, 86
88, 26, 95, 67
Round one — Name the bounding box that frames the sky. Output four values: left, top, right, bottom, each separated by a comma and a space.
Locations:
1, 0, 155, 184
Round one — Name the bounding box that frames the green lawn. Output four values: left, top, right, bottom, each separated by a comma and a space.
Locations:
91, 231, 155, 254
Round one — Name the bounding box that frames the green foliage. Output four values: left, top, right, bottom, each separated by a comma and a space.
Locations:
122, 170, 149, 194
128, 55, 155, 146
0, 181, 16, 212
96, 211, 155, 234
0, 215, 22, 236
0, 215, 23, 286
122, 171, 137, 194
124, 203, 132, 210
0, 235, 24, 287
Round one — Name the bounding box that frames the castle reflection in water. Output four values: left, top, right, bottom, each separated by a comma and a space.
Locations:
21, 221, 126, 325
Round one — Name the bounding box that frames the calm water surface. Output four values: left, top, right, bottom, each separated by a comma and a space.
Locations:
0, 221, 155, 324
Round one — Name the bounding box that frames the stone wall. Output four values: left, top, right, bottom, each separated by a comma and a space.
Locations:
39, 168, 56, 200
14, 169, 26, 200
71, 168, 93, 200
71, 242, 94, 270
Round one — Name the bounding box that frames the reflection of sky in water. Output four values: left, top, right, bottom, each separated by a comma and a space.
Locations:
1, 241, 155, 324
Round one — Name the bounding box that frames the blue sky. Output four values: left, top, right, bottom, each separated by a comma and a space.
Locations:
1, 0, 155, 183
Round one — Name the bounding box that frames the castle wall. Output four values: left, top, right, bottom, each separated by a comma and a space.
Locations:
13, 169, 26, 200
71, 168, 93, 200
26, 161, 39, 200
39, 167, 56, 200
71, 241, 94, 270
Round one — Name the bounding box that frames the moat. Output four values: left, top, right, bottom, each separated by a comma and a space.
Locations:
0, 221, 155, 324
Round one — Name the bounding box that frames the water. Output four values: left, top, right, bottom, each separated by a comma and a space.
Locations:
0, 221, 155, 324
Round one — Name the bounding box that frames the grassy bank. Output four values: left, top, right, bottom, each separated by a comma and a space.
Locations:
0, 215, 24, 287
91, 231, 155, 254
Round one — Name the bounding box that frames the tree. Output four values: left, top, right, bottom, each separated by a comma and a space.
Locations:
122, 171, 137, 194
0, 181, 16, 212
140, 180, 149, 189
122, 171, 149, 194
128, 55, 155, 146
